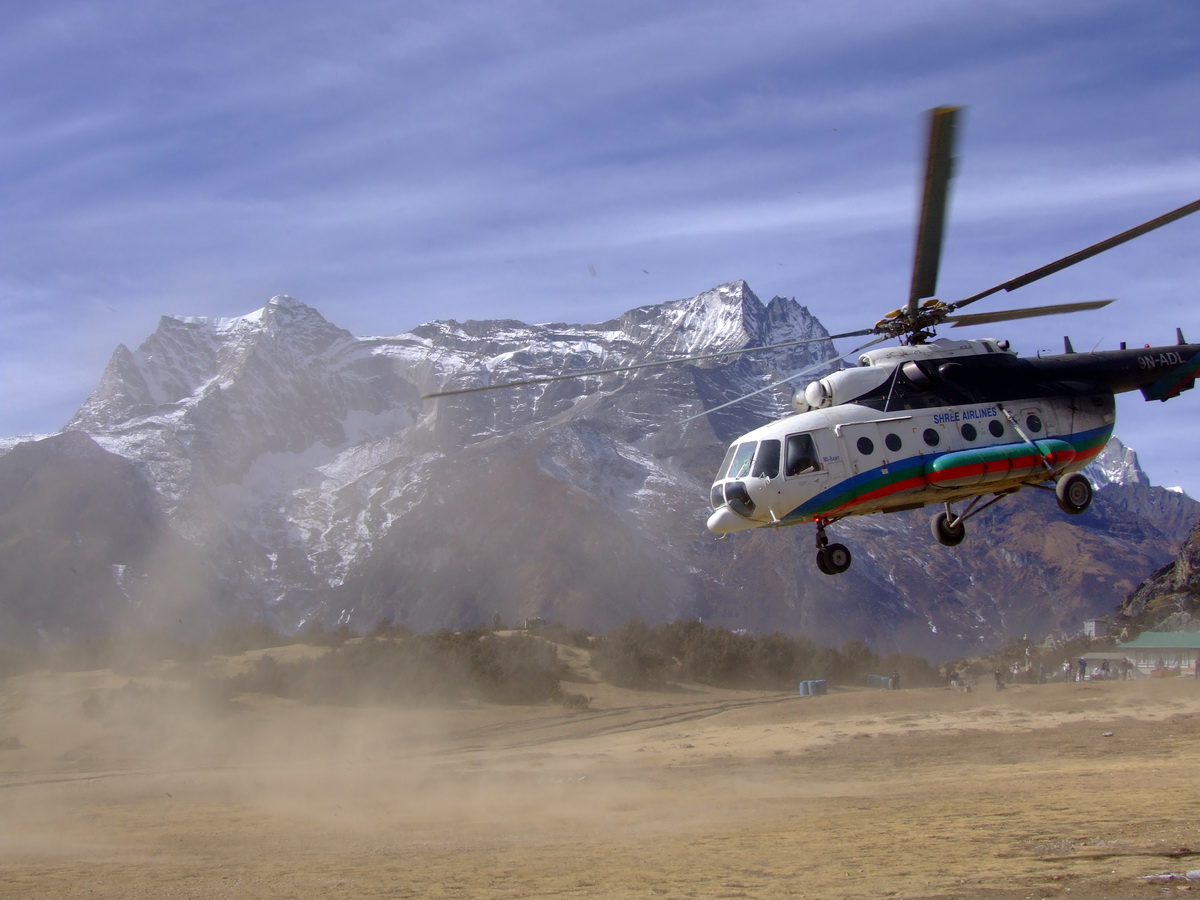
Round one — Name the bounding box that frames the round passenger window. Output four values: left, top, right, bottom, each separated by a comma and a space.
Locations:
989, 420, 1004, 438
856, 436, 874, 456
923, 428, 940, 447
884, 433, 902, 452
1026, 414, 1043, 433
961, 423, 977, 441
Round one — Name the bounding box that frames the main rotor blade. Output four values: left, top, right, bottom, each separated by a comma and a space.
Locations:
908, 106, 961, 314
953, 197, 1200, 311
421, 328, 873, 399
945, 298, 1113, 328
679, 335, 889, 424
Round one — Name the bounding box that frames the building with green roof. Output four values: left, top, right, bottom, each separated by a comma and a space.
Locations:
1117, 631, 1200, 675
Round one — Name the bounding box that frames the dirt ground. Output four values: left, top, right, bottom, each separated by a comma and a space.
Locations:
3, 647, 1200, 899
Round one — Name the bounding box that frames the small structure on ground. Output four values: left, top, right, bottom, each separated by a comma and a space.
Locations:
1117, 631, 1200, 676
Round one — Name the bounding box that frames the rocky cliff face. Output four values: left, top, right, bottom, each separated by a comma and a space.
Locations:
0, 431, 220, 639
3, 283, 1196, 657
1118, 516, 1200, 631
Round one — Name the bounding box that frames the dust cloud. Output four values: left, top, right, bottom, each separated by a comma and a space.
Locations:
3, 644, 1200, 899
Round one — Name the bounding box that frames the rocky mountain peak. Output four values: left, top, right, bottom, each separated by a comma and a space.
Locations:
69, 296, 356, 434
257, 295, 347, 341
8, 284, 1199, 657
190, 294, 353, 370
611, 281, 826, 360
67, 344, 156, 430
1086, 435, 1150, 491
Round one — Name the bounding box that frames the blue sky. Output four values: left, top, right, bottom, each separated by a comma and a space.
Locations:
4, 1, 1200, 489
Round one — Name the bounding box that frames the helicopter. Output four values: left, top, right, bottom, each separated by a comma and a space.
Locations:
426, 106, 1200, 575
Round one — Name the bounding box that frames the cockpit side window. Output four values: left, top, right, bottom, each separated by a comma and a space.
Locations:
727, 442, 758, 479
751, 440, 781, 478
785, 433, 821, 476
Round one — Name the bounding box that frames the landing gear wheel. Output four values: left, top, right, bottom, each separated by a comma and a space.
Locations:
815, 550, 833, 575
818, 542, 852, 575
1056, 473, 1093, 515
931, 510, 966, 547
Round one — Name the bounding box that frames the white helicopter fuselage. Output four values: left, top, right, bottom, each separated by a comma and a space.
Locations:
707, 339, 1117, 534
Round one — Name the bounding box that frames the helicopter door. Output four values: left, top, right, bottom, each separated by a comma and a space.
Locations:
836, 422, 883, 476
812, 430, 848, 478
1018, 406, 1054, 442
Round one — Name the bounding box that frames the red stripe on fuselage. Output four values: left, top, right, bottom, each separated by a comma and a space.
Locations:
926, 450, 1048, 486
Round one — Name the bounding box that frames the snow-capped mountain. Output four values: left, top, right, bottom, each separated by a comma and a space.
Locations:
2, 283, 1194, 658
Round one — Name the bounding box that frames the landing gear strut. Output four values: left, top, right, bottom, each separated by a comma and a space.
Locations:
927, 473, 1094, 552
815, 520, 852, 575
928, 491, 1015, 550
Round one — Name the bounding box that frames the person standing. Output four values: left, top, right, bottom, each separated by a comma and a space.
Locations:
1077, 657, 1087, 682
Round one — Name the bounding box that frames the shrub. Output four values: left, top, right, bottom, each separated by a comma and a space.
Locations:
591, 620, 671, 688
224, 630, 562, 706
593, 620, 864, 690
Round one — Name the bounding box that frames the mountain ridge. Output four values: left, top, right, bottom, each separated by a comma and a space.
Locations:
2, 283, 1195, 658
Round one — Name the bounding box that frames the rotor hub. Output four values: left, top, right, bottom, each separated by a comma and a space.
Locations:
874, 299, 951, 343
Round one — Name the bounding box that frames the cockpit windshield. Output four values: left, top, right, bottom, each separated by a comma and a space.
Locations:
716, 443, 739, 479
724, 442, 757, 479
751, 440, 780, 478
717, 439, 784, 480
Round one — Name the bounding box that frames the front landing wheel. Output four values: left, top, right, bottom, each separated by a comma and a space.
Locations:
1056, 473, 1093, 515
931, 510, 966, 547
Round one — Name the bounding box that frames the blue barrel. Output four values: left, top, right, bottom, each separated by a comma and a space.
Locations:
798, 680, 810, 696
814, 680, 827, 695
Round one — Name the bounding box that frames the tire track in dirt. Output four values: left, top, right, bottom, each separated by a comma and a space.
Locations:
449, 691, 800, 753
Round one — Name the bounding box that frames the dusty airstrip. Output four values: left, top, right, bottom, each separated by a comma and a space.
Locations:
2, 642, 1199, 899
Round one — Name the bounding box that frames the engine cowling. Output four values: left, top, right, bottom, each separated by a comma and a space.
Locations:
803, 366, 892, 408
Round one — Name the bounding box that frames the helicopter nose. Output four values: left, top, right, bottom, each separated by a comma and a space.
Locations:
707, 506, 760, 534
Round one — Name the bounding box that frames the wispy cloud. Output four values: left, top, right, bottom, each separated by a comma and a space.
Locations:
3, 0, 1199, 486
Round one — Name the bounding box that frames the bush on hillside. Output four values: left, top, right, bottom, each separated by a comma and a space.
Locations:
227, 629, 562, 706
591, 620, 897, 690
591, 620, 670, 688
